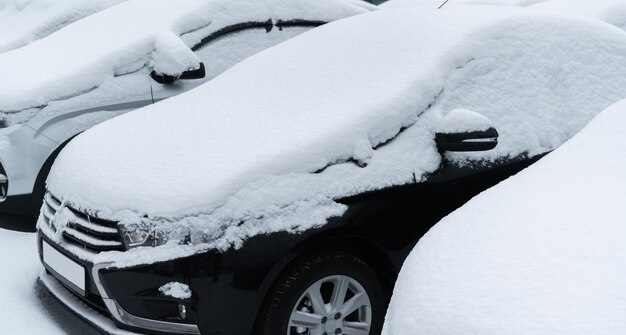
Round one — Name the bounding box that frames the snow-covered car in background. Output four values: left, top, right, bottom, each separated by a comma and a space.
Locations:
0, 0, 127, 53
383, 0, 626, 32
0, 0, 374, 215
383, 98, 626, 335
37, 5, 626, 335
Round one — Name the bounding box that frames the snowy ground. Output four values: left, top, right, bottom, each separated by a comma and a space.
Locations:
0, 214, 99, 335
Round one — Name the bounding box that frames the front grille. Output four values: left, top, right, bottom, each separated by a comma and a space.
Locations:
43, 193, 125, 252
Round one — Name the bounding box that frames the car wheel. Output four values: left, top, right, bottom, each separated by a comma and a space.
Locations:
260, 252, 385, 335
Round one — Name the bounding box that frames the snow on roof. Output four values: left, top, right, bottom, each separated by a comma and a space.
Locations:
383, 98, 626, 335
530, 0, 626, 31
0, 0, 127, 53
44, 6, 626, 265
0, 0, 374, 113
383, 0, 626, 31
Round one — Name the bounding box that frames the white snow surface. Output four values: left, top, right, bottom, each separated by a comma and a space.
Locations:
159, 282, 192, 300
45, 7, 626, 265
436, 109, 493, 134
383, 0, 626, 31
0, 0, 374, 113
0, 0, 126, 53
383, 98, 626, 335
0, 227, 70, 334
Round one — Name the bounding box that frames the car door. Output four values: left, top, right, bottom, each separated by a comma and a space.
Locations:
150, 20, 323, 102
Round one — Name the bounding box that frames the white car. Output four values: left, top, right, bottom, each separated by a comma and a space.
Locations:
0, 0, 374, 215
383, 98, 626, 335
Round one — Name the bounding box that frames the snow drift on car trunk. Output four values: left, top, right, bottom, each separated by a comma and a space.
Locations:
382, 98, 626, 335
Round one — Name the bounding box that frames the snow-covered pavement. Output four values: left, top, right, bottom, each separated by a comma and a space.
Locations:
0, 215, 98, 334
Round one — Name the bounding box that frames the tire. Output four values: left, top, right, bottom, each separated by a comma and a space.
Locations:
259, 252, 385, 335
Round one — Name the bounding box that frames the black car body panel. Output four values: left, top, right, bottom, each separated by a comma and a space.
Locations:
38, 154, 542, 335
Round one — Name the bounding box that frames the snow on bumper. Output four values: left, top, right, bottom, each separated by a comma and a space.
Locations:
39, 270, 139, 335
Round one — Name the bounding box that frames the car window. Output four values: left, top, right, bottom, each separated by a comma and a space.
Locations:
151, 20, 322, 100
192, 20, 320, 80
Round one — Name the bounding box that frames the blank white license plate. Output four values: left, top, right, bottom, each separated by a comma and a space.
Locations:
42, 241, 85, 293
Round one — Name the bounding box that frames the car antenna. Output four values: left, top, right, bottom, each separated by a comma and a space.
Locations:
439, 0, 450, 8
150, 84, 155, 104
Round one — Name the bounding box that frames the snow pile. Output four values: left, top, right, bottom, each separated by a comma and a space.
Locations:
383, 98, 626, 335
0, 0, 126, 53
0, 0, 374, 120
530, 0, 626, 31
383, 0, 626, 31
436, 109, 493, 134
159, 282, 192, 299
44, 7, 626, 266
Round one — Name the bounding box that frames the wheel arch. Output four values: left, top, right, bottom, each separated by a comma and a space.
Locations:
252, 230, 398, 333
30, 134, 79, 214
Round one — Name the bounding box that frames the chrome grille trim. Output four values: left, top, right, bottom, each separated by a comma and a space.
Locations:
43, 192, 124, 252
63, 227, 123, 248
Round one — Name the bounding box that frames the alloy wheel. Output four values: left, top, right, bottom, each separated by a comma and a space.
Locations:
288, 275, 372, 335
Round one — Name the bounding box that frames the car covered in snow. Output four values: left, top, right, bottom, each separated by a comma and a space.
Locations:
382, 98, 626, 335
383, 0, 626, 32
0, 0, 374, 215
0, 0, 127, 53
37, 5, 626, 335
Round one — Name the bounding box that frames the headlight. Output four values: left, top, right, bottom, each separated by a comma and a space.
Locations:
119, 222, 167, 249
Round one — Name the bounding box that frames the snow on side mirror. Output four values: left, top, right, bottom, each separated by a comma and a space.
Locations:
435, 109, 498, 153
149, 33, 205, 84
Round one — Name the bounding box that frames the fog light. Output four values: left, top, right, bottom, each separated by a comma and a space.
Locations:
178, 303, 187, 320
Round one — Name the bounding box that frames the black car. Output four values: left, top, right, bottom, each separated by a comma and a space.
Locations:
36, 6, 626, 335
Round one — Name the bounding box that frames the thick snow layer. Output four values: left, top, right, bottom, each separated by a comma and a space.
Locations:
383, 0, 626, 31
0, 0, 374, 114
383, 99, 626, 335
45, 7, 626, 265
530, 0, 626, 31
436, 109, 493, 134
0, 0, 126, 53
159, 282, 192, 299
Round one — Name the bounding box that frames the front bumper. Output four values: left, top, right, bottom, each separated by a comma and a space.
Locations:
39, 270, 140, 335
38, 233, 201, 335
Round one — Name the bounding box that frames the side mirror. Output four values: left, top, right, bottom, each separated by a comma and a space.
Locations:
435, 109, 499, 153
151, 63, 206, 84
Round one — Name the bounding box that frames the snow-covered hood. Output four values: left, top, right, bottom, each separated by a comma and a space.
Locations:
47, 7, 509, 218
0, 0, 374, 124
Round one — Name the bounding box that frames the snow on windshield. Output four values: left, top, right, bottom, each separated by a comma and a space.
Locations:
0, 0, 374, 118
44, 7, 626, 267
0, 0, 127, 53
383, 98, 626, 335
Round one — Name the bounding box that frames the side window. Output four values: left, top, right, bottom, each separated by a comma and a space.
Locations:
192, 20, 321, 80
151, 20, 322, 100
